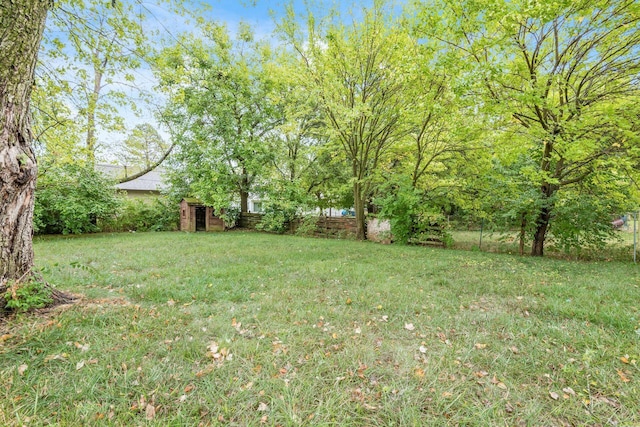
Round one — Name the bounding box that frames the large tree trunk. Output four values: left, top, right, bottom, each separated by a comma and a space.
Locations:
531, 185, 555, 257
353, 181, 366, 240
0, 0, 50, 284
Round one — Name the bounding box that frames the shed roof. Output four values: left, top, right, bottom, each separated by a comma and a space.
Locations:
182, 197, 203, 205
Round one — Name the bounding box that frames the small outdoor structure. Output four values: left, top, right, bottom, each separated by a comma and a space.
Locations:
180, 198, 225, 232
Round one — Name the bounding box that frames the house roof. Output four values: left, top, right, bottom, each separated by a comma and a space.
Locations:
97, 164, 166, 192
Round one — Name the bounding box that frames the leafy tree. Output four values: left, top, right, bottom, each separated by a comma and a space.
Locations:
36, 0, 152, 164
280, 1, 413, 239
157, 22, 283, 213
117, 123, 168, 169
422, 0, 640, 255
34, 162, 121, 234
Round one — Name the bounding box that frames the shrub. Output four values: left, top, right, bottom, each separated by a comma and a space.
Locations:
34, 163, 121, 235
294, 215, 318, 237
101, 197, 179, 232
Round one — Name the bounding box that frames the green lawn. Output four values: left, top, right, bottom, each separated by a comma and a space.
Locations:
1, 231, 639, 425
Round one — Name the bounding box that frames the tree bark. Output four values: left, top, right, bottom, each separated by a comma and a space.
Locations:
0, 0, 50, 284
353, 181, 366, 240
531, 184, 555, 257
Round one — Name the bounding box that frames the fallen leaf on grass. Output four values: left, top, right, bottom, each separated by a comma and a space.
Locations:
620, 355, 630, 364
617, 369, 630, 383
404, 323, 415, 331
184, 384, 195, 393
419, 345, 428, 354
18, 364, 28, 376
44, 353, 67, 362
1, 334, 13, 342
562, 387, 576, 396
474, 343, 487, 350
145, 404, 156, 420
76, 360, 85, 370
549, 391, 559, 400
74, 342, 90, 352
257, 402, 269, 412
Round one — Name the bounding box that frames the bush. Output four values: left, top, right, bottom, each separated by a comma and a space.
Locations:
255, 199, 299, 234
294, 215, 318, 237
101, 197, 179, 232
34, 164, 121, 235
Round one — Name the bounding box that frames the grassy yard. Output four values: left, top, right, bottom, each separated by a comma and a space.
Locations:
1, 231, 639, 426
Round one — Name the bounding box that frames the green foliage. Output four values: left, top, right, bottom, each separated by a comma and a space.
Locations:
3, 278, 52, 312
377, 179, 451, 246
294, 215, 318, 237
117, 123, 168, 169
101, 197, 179, 232
220, 206, 240, 228
255, 199, 299, 234
34, 163, 121, 235
156, 22, 281, 213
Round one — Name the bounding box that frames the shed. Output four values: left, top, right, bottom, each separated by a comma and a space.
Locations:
180, 198, 225, 232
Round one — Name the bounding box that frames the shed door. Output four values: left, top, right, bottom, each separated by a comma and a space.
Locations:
195, 206, 206, 231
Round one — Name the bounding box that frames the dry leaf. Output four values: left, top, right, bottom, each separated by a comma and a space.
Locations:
74, 342, 90, 352
404, 323, 415, 331
145, 404, 156, 420
76, 360, 85, 370
474, 343, 487, 350
616, 369, 630, 383
474, 371, 488, 378
354, 327, 362, 334
87, 358, 99, 364
1, 334, 13, 342
509, 346, 519, 354
18, 364, 28, 376
167, 299, 175, 306
257, 402, 269, 412
419, 345, 428, 354
346, 298, 352, 305
562, 387, 576, 396
620, 355, 630, 364
441, 391, 453, 398
414, 368, 425, 378
184, 384, 195, 393
549, 391, 559, 400
44, 354, 67, 362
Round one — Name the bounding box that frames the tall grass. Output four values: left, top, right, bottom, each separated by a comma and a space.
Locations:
1, 231, 638, 425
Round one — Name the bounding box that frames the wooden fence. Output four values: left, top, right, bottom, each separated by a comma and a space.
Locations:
238, 213, 357, 238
